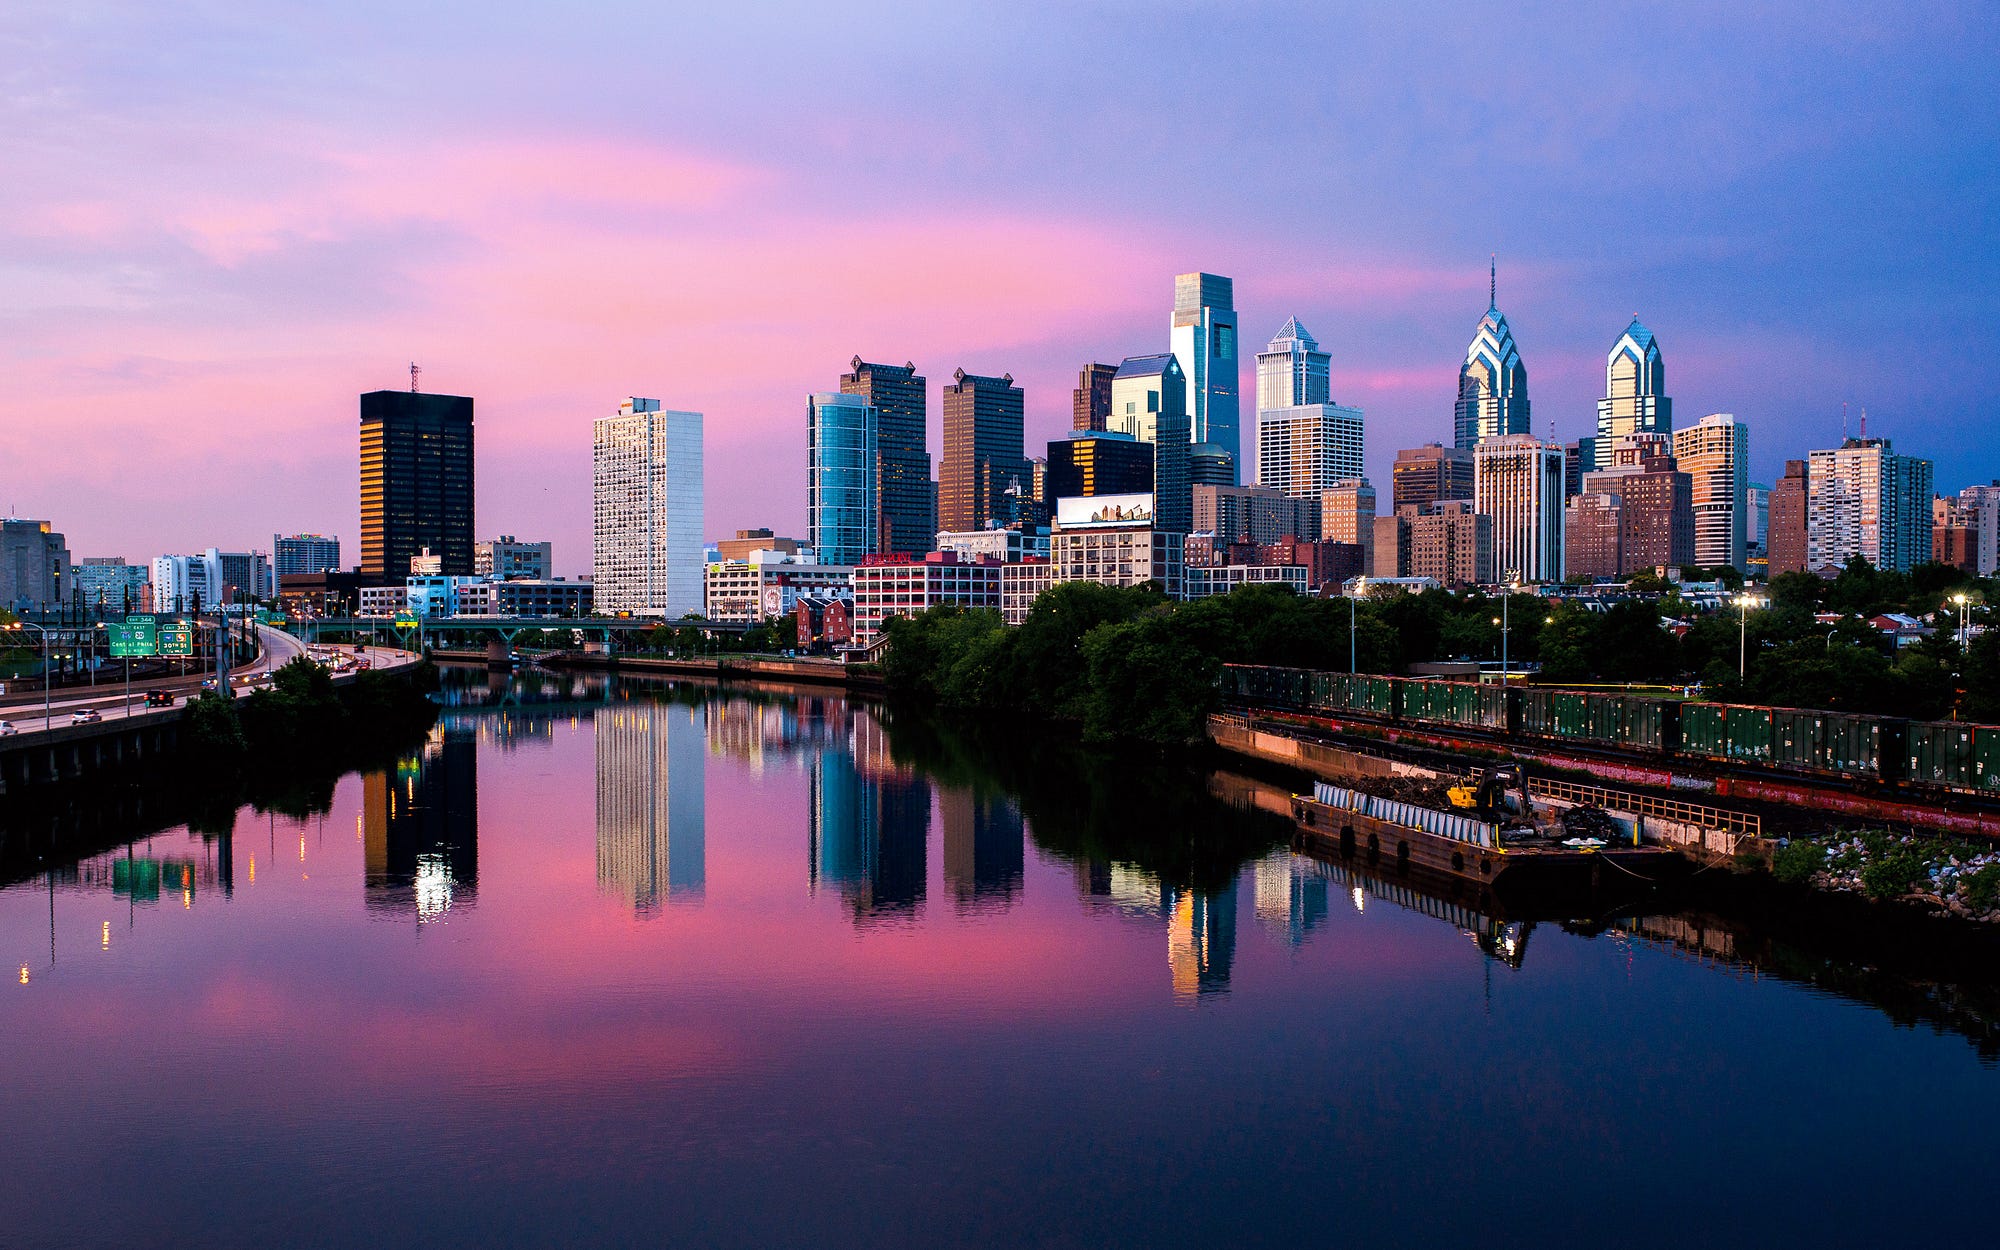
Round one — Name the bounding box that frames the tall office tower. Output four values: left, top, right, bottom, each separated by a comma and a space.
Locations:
1256, 317, 1330, 411
1595, 318, 1671, 470
593, 398, 704, 618
1767, 459, 1809, 575
216, 550, 274, 600
1453, 264, 1530, 449
150, 550, 220, 612
840, 358, 930, 556
1391, 444, 1475, 512
1746, 483, 1771, 558
1320, 479, 1376, 571
1108, 354, 1192, 534
1072, 363, 1117, 432
1673, 413, 1749, 571
939, 369, 1027, 533
1959, 483, 2000, 575
596, 700, 706, 914
1806, 437, 1935, 572
1255, 320, 1363, 508
1473, 434, 1565, 583
1404, 501, 1494, 587
1047, 431, 1154, 499
807, 392, 879, 566
0, 518, 69, 610
1192, 484, 1318, 546
1934, 497, 1980, 573
1561, 440, 1593, 497
273, 534, 341, 577
1188, 444, 1235, 486
1171, 272, 1241, 481
359, 389, 474, 581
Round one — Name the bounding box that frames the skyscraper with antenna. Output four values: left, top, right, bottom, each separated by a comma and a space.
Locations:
1454, 259, 1531, 449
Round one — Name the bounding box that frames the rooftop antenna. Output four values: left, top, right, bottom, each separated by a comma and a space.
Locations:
410, 362, 421, 393
1841, 401, 1848, 441
1489, 255, 1497, 309
1859, 407, 1867, 440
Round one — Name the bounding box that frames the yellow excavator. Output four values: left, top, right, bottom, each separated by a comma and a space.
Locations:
1447, 764, 1541, 831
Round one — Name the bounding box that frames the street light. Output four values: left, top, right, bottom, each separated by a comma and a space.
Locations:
1350, 576, 1365, 673
7, 621, 52, 731
1734, 592, 1766, 678
1952, 592, 1971, 649
1499, 570, 1519, 680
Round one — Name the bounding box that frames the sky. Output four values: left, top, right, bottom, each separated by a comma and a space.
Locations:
3, 0, 1996, 576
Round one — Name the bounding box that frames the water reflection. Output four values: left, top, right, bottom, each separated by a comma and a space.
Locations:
940, 787, 1023, 911
363, 725, 478, 923
595, 701, 705, 912
1253, 855, 1329, 949
809, 735, 930, 922
1075, 860, 1239, 996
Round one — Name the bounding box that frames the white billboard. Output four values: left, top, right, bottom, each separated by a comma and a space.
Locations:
1055, 493, 1155, 529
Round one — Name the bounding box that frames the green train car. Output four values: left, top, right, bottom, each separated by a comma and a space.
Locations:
1907, 722, 2000, 793
1518, 689, 1675, 753
1401, 680, 1509, 731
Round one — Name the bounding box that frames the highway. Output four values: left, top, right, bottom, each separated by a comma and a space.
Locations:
0, 626, 414, 739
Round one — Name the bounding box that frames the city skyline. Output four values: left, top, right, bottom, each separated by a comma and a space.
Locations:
3, 6, 1996, 570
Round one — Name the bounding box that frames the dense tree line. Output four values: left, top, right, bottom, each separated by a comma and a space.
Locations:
881, 558, 1999, 746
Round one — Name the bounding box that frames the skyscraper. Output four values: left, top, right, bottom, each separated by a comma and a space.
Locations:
359, 389, 474, 580
840, 358, 931, 556
1596, 319, 1671, 469
939, 369, 1027, 533
807, 392, 878, 566
1391, 444, 1475, 513
1319, 479, 1376, 555
1072, 363, 1117, 432
1108, 354, 1191, 534
1806, 437, 1935, 572
1767, 460, 1809, 576
1473, 434, 1565, 583
1046, 431, 1154, 499
1171, 272, 1240, 481
1673, 414, 1749, 571
593, 398, 704, 618
273, 534, 341, 577
1255, 320, 1364, 505
1454, 264, 1530, 450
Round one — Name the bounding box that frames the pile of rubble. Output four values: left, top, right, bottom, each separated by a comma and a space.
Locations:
1780, 831, 2000, 921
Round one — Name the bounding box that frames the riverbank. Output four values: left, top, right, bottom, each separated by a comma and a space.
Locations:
537, 649, 884, 690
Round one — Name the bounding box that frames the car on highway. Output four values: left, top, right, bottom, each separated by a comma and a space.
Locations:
200, 678, 217, 691
71, 709, 101, 725
0, 721, 16, 736
144, 690, 175, 708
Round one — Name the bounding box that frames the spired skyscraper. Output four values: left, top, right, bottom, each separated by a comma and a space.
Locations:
1454, 262, 1530, 450
840, 358, 931, 557
1171, 273, 1240, 482
593, 398, 704, 618
1596, 318, 1671, 470
359, 388, 474, 580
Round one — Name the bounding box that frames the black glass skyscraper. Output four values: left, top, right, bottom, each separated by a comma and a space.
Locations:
360, 389, 475, 580
841, 358, 932, 557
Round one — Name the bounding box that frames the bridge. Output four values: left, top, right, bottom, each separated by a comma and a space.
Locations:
280, 616, 757, 648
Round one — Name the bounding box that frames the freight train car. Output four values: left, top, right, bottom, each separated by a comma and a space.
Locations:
1905, 722, 2000, 794
1517, 689, 1677, 753
1401, 679, 1509, 731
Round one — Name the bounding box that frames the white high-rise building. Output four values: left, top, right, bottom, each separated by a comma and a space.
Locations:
149, 549, 223, 613
1473, 435, 1565, 583
1171, 272, 1241, 482
1254, 319, 1363, 503
593, 398, 704, 618
1805, 437, 1934, 573
1959, 483, 2000, 576
1673, 413, 1749, 571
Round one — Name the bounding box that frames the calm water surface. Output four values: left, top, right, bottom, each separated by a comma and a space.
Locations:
2, 672, 1995, 1249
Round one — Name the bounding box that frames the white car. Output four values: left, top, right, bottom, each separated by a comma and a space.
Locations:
71, 709, 102, 725
0, 721, 16, 736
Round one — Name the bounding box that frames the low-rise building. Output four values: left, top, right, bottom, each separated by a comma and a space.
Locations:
795, 594, 852, 654
850, 553, 1003, 649
73, 557, 148, 614
1000, 559, 1056, 626
1185, 563, 1310, 598
704, 552, 854, 623
457, 579, 593, 618
935, 528, 1050, 563
473, 536, 554, 580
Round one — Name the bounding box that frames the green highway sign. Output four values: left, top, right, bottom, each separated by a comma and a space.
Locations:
259, 611, 286, 625
108, 621, 158, 658
158, 624, 194, 658
393, 613, 420, 630
125, 614, 156, 627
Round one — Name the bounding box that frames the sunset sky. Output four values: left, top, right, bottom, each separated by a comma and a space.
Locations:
4, 2, 1995, 574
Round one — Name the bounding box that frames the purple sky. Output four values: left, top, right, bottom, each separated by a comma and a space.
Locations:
4, 2, 1995, 575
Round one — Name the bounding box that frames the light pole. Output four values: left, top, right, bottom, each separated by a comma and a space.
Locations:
1350, 576, 1365, 673
1735, 592, 1765, 678
1952, 592, 1970, 650
1498, 570, 1519, 681
8, 621, 52, 731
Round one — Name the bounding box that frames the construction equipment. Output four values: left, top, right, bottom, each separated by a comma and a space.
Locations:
1447, 764, 1541, 830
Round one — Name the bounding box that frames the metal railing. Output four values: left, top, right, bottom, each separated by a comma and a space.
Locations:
1312, 782, 1496, 848
1526, 776, 1761, 836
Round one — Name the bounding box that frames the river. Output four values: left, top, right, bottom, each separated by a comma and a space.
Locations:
1, 670, 1994, 1248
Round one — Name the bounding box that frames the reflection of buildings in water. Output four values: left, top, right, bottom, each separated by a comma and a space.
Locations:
809, 747, 928, 921
939, 786, 1024, 911
1253, 854, 1329, 948
595, 702, 706, 913
707, 695, 855, 772
364, 727, 478, 924
442, 711, 560, 751
848, 705, 897, 781
1075, 860, 1237, 997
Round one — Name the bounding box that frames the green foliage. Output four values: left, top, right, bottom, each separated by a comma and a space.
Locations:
184, 691, 247, 762
1859, 843, 1931, 900
1773, 838, 1827, 885
1959, 864, 2000, 913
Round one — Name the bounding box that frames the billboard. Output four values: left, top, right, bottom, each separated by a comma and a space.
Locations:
1054, 493, 1155, 530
